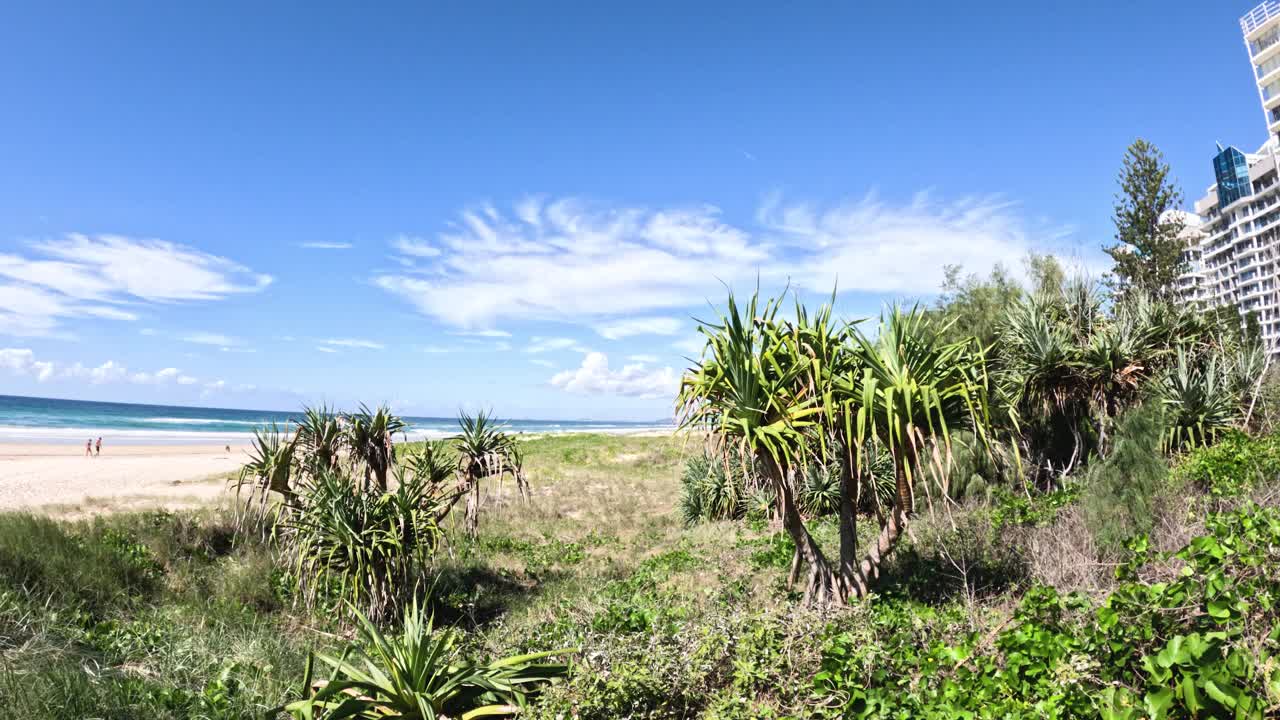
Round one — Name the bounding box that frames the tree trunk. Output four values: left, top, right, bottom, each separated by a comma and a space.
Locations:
845, 454, 915, 600
464, 472, 481, 537
836, 455, 859, 594
374, 466, 388, 493
761, 452, 841, 606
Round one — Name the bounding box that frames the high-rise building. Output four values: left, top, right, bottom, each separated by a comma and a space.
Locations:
1244, 1, 1280, 139
1184, 141, 1280, 347
1176, 4, 1280, 354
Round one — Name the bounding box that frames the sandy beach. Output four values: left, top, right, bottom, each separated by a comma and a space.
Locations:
0, 442, 248, 517
0, 429, 678, 517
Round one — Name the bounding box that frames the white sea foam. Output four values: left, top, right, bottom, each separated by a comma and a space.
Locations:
0, 423, 675, 446
143, 417, 267, 426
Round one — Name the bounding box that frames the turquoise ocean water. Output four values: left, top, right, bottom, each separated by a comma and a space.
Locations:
0, 394, 671, 444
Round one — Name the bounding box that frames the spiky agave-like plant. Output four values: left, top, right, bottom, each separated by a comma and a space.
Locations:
285, 599, 574, 719
1157, 347, 1240, 451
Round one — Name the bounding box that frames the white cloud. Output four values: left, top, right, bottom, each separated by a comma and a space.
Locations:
549, 352, 678, 399
530, 358, 555, 368
374, 198, 766, 329
451, 329, 511, 338
7, 234, 271, 302
391, 234, 442, 258
299, 242, 353, 249
628, 354, 660, 363
320, 338, 385, 350
374, 195, 1080, 332
756, 191, 1071, 295
316, 346, 337, 353
181, 332, 239, 347
0, 347, 222, 390
0, 348, 54, 382
0, 235, 270, 338
524, 336, 589, 354
595, 316, 683, 340
130, 367, 182, 385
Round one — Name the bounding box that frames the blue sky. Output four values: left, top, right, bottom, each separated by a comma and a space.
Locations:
0, 1, 1269, 420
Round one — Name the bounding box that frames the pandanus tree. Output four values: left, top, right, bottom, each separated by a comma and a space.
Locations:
296, 403, 344, 472
678, 290, 840, 604
454, 410, 526, 537
237, 423, 300, 507
344, 403, 407, 492
680, 291, 993, 605
833, 305, 993, 599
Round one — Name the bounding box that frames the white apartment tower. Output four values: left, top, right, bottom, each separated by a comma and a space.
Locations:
1177, 3, 1280, 354
1245, 1, 1280, 137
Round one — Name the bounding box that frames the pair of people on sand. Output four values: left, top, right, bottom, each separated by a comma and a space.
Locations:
85, 437, 102, 457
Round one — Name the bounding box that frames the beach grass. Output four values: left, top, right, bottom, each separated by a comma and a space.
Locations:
0, 432, 795, 717
5, 429, 1269, 718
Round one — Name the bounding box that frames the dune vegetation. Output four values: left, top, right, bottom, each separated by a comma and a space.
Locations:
3, 256, 1280, 717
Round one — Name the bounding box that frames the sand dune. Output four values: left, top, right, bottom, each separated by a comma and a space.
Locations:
0, 443, 248, 517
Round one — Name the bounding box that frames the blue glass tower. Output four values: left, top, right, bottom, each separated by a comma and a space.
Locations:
1214, 144, 1252, 208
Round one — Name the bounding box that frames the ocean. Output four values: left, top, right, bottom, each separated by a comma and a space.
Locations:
0, 394, 672, 444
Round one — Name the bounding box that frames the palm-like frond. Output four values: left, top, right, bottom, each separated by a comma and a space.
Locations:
236, 423, 299, 504
344, 403, 408, 491
676, 289, 822, 470
297, 403, 345, 472
282, 467, 441, 622
839, 304, 991, 502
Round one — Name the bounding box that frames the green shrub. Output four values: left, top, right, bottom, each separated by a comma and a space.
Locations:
990, 484, 1081, 529
1083, 405, 1168, 556
813, 503, 1280, 718
1173, 429, 1280, 498
679, 447, 757, 524
279, 468, 443, 622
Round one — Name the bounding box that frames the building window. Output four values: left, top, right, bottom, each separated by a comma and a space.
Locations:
1215, 146, 1253, 208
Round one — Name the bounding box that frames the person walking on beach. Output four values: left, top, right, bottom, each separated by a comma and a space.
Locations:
85, 438, 93, 457
95, 437, 102, 456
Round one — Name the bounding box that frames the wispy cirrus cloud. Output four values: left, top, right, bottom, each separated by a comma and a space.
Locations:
374, 194, 1080, 335
391, 234, 442, 258
320, 338, 385, 350
595, 316, 683, 340
181, 332, 240, 347
298, 242, 353, 250
549, 352, 678, 399
523, 336, 590, 354
0, 234, 270, 337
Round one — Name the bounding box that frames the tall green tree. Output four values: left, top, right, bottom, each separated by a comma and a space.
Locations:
1104, 139, 1187, 300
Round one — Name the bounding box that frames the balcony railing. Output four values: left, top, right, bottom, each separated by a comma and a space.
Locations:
1244, 2, 1280, 35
